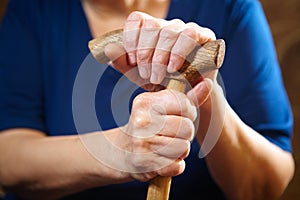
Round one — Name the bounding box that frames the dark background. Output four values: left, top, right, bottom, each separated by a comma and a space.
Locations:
0, 0, 299, 199
259, 1, 300, 199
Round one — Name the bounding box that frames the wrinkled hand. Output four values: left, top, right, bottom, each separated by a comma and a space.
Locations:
122, 89, 197, 181
105, 11, 216, 91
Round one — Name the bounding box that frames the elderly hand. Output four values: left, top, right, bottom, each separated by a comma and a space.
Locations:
123, 89, 197, 181
105, 11, 216, 91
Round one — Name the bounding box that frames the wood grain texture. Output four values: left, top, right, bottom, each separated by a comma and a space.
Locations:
146, 176, 172, 200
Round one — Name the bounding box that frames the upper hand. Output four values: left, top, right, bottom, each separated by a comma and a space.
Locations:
105, 11, 216, 90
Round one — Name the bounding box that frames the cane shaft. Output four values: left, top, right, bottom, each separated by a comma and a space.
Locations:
146, 79, 186, 200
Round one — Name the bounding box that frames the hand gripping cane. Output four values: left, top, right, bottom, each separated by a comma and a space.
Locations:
88, 29, 225, 200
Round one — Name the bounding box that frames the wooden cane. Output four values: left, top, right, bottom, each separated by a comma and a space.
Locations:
88, 29, 225, 200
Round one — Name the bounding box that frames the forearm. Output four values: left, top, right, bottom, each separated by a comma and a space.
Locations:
197, 86, 295, 199
0, 128, 131, 200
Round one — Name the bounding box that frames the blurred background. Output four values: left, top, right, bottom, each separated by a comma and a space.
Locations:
259, 1, 300, 199
0, 0, 299, 199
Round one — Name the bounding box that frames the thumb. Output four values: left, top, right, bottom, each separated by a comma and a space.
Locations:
104, 43, 132, 74
187, 78, 213, 107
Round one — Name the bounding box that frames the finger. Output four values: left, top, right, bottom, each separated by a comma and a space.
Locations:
123, 11, 144, 66
131, 91, 197, 123
157, 159, 186, 177
104, 43, 130, 74
168, 23, 216, 73
151, 19, 185, 84
129, 171, 157, 182
149, 90, 197, 121
136, 16, 162, 79
187, 78, 213, 107
158, 115, 195, 141
167, 24, 198, 73
150, 136, 191, 159
191, 23, 216, 44
129, 105, 195, 140
105, 43, 147, 86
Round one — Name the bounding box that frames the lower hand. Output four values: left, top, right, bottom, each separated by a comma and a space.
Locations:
121, 89, 197, 181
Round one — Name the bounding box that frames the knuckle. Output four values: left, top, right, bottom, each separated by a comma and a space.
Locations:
170, 19, 185, 25
130, 153, 158, 174
132, 112, 151, 128
184, 23, 216, 43
131, 93, 154, 128
127, 11, 143, 21
152, 50, 169, 65
198, 27, 216, 42
132, 93, 152, 111
137, 49, 152, 63
124, 12, 143, 34
163, 19, 184, 32
160, 19, 184, 39
186, 22, 199, 29
131, 154, 146, 169
160, 25, 180, 40
133, 93, 149, 107
182, 25, 198, 40
143, 18, 161, 29
204, 27, 216, 40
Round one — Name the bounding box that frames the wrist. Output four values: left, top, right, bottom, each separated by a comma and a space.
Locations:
76, 131, 133, 187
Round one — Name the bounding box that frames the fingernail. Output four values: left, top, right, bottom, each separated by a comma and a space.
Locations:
187, 81, 205, 103
139, 66, 150, 79
167, 60, 177, 73
150, 73, 160, 84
